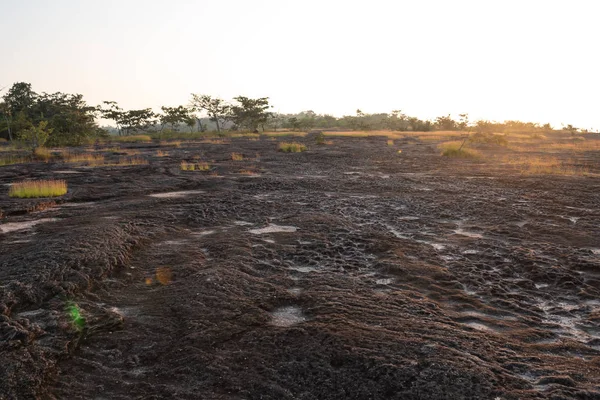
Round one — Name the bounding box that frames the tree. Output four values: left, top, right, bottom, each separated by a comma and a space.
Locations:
229, 96, 272, 132
287, 117, 301, 131
120, 109, 157, 134
458, 113, 469, 131
99, 101, 125, 135
35, 92, 98, 146
435, 114, 458, 131
0, 101, 13, 141
19, 120, 52, 152
3, 82, 36, 115
190, 94, 230, 133
100, 102, 157, 135
160, 106, 193, 131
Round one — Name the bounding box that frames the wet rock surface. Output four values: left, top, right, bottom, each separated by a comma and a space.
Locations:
0, 136, 599, 399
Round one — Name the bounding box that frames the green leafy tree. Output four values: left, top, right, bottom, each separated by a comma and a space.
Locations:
287, 117, 301, 131
99, 101, 125, 135
190, 94, 230, 133
230, 96, 272, 132
160, 106, 193, 131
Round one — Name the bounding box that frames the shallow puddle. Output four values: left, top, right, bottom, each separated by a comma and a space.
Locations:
249, 224, 297, 235
0, 218, 60, 234
270, 306, 306, 327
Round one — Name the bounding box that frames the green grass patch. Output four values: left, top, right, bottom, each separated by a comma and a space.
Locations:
9, 179, 68, 198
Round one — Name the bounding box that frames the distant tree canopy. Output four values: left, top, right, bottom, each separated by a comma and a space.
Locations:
0, 82, 101, 145
0, 82, 572, 143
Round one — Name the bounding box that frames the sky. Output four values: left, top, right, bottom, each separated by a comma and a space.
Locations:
1, 0, 599, 129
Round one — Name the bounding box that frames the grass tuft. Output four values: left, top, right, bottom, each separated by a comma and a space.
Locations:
180, 161, 210, 171
9, 179, 68, 198
278, 142, 307, 153
231, 152, 244, 161
0, 156, 29, 166
34, 147, 53, 161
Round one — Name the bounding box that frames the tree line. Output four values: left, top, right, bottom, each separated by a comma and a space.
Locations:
0, 82, 582, 147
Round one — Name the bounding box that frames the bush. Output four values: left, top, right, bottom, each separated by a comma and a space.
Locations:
278, 142, 307, 152
9, 179, 67, 198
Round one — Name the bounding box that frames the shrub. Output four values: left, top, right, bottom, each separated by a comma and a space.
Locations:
278, 142, 307, 153
9, 179, 68, 198
231, 152, 244, 161
315, 132, 326, 145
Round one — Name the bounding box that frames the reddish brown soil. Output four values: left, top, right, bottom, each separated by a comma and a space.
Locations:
1, 135, 599, 399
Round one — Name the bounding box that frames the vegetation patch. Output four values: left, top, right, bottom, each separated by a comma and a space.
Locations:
0, 156, 29, 166
9, 179, 68, 198
159, 140, 181, 147
231, 152, 244, 161
180, 161, 210, 171
62, 151, 105, 165
112, 157, 149, 166
111, 135, 152, 143
33, 147, 53, 161
278, 142, 307, 153
438, 141, 480, 158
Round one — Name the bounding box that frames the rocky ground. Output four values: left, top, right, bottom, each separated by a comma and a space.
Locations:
1, 135, 599, 399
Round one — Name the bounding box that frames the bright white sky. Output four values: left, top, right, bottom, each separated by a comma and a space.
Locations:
1, 0, 599, 129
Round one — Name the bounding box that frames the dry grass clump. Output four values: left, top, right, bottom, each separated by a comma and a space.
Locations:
9, 179, 67, 198
231, 152, 244, 161
160, 140, 181, 147
112, 135, 152, 143
62, 151, 105, 165
387, 139, 394, 146
33, 147, 53, 161
180, 161, 210, 171
262, 131, 308, 137
278, 142, 307, 153
156, 150, 168, 157
497, 155, 590, 176
0, 156, 28, 166
114, 157, 148, 166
